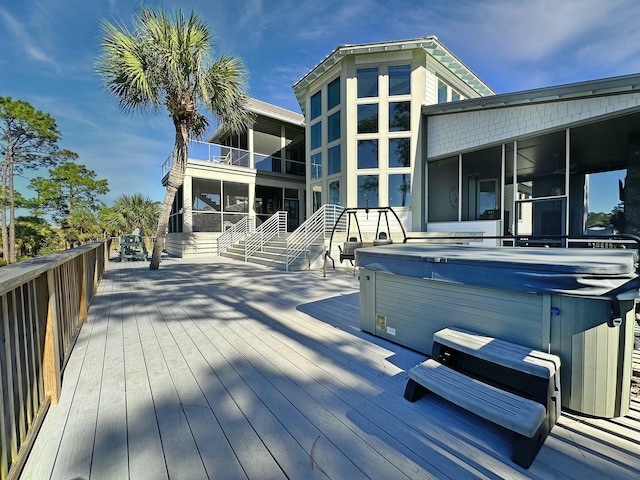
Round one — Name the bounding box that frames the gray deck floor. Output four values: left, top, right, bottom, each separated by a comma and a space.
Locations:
22, 256, 640, 479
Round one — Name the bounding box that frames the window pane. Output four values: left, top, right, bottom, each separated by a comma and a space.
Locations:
389, 101, 410, 131
327, 111, 340, 142
357, 139, 378, 169
389, 138, 410, 168
310, 121, 322, 150
389, 65, 411, 95
357, 175, 379, 207
192, 178, 221, 211
328, 145, 341, 175
310, 91, 321, 119
451, 90, 461, 101
462, 146, 501, 221
311, 152, 322, 179
357, 104, 378, 133
329, 180, 340, 205
428, 156, 459, 222
357, 67, 378, 98
224, 182, 249, 213
312, 184, 322, 212
437, 80, 448, 103
389, 173, 411, 207
327, 77, 340, 110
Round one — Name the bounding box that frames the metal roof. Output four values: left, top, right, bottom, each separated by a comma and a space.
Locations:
246, 98, 305, 126
292, 36, 495, 112
423, 72, 640, 116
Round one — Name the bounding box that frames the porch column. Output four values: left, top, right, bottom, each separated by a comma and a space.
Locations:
625, 133, 640, 236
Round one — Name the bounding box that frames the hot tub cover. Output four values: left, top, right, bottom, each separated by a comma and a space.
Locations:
355, 244, 640, 297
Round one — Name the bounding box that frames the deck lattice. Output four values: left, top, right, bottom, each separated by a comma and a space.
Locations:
21, 257, 640, 479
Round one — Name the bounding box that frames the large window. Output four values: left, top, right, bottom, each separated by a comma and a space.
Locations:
428, 156, 459, 222
357, 68, 378, 98
328, 145, 341, 175
224, 182, 249, 212
192, 178, 221, 211
389, 101, 410, 131
357, 175, 379, 207
310, 91, 321, 120
389, 138, 410, 168
310, 122, 322, 150
389, 174, 411, 207
357, 104, 378, 133
327, 77, 340, 110
327, 111, 340, 142
461, 146, 501, 221
357, 139, 378, 169
311, 152, 322, 180
389, 65, 411, 95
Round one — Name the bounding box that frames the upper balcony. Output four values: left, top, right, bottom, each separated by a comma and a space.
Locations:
163, 140, 305, 179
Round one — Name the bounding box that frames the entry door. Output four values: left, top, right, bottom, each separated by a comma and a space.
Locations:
284, 199, 299, 231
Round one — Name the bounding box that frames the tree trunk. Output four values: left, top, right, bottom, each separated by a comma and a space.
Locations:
9, 161, 15, 263
149, 120, 190, 269
1, 157, 8, 262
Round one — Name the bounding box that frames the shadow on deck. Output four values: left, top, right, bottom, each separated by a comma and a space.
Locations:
20, 256, 640, 480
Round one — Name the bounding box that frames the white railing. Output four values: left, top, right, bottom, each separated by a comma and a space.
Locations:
285, 204, 345, 271
244, 211, 288, 261
217, 215, 254, 255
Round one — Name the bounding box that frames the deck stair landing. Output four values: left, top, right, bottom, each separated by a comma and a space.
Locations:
220, 233, 327, 270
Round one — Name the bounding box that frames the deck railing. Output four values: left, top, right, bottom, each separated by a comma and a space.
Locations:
285, 204, 344, 271
244, 211, 287, 262
217, 215, 254, 256
0, 241, 110, 480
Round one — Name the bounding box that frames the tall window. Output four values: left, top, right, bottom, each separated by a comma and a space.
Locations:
311, 152, 322, 180
310, 122, 322, 150
357, 68, 378, 98
357, 104, 378, 133
389, 101, 410, 131
328, 145, 341, 175
389, 65, 411, 95
437, 80, 448, 103
310, 91, 321, 119
327, 77, 340, 110
327, 111, 340, 142
357, 175, 379, 207
329, 180, 340, 205
357, 140, 378, 169
312, 185, 322, 212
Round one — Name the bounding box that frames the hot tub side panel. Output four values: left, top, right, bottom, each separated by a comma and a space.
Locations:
359, 269, 548, 355
550, 295, 635, 418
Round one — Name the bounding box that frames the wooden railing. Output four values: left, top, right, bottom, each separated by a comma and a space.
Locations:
0, 241, 111, 480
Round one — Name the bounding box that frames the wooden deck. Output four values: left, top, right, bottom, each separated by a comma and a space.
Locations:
22, 256, 640, 479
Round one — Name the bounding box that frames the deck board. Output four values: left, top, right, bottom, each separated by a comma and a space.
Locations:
21, 256, 640, 479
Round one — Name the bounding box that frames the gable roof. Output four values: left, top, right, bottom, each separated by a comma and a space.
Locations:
292, 36, 495, 112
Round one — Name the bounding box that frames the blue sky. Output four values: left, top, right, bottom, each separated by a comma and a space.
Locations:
1, 0, 638, 214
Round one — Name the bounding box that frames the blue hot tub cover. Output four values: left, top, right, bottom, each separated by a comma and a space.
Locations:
355, 244, 640, 297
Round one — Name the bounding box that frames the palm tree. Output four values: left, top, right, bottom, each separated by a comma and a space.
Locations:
96, 7, 253, 269
103, 193, 160, 234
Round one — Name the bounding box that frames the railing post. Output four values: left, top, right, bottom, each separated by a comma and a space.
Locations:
42, 270, 61, 405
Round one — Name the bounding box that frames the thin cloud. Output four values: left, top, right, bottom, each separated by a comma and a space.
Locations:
0, 7, 57, 66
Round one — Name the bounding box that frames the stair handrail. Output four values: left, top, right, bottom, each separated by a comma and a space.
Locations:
217, 215, 254, 256
285, 204, 345, 271
245, 211, 288, 261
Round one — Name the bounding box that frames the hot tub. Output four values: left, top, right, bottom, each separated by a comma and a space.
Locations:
356, 243, 639, 418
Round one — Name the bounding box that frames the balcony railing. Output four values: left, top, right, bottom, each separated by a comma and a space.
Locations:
162, 140, 305, 177
0, 241, 111, 480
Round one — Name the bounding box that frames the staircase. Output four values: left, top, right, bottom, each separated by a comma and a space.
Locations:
220, 233, 327, 270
